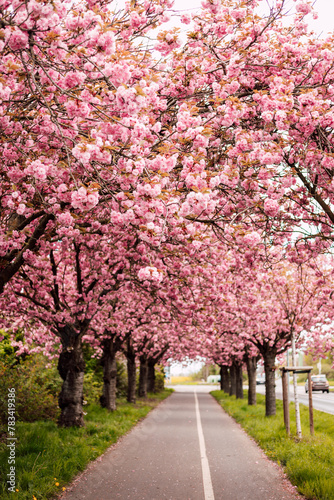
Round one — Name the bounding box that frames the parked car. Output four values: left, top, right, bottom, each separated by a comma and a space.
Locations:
305, 374, 330, 393
256, 374, 266, 385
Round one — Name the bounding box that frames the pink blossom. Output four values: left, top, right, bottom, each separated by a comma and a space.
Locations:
97, 32, 115, 55
0, 83, 11, 100
63, 71, 86, 89
6, 28, 28, 51
17, 204, 26, 215
105, 63, 131, 86
71, 187, 99, 211
57, 212, 74, 226
138, 266, 163, 283
244, 231, 262, 247
296, 2, 312, 15
26, 160, 48, 181
264, 198, 279, 217
66, 100, 91, 118
181, 13, 192, 24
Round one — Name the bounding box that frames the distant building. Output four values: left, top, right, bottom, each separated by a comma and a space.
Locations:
207, 375, 220, 384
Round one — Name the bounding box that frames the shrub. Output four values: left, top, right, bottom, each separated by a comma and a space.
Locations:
0, 354, 61, 430
154, 366, 165, 393
83, 370, 103, 404
116, 360, 128, 398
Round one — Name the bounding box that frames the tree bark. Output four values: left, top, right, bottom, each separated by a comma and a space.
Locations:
147, 358, 156, 393
236, 362, 244, 399
263, 348, 277, 416
219, 365, 223, 390
100, 338, 117, 411
229, 363, 237, 396
126, 343, 136, 403
220, 365, 230, 393
138, 356, 148, 398
57, 331, 85, 427
246, 355, 257, 406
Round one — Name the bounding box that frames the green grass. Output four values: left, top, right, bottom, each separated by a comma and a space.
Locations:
211, 390, 334, 500
0, 390, 173, 500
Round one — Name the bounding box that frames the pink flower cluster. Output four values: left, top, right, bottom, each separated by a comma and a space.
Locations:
66, 100, 91, 119
104, 63, 131, 86
97, 31, 115, 55
0, 82, 11, 101
25, 160, 48, 181
264, 198, 279, 217
138, 266, 163, 283
243, 231, 262, 247
57, 212, 74, 226
150, 155, 177, 173
296, 2, 312, 15
6, 27, 28, 51
71, 187, 99, 211
63, 71, 86, 89
135, 182, 162, 198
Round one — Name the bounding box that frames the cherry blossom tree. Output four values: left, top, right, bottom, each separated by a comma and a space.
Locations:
0, 0, 177, 294
3, 0, 334, 432
0, 227, 142, 425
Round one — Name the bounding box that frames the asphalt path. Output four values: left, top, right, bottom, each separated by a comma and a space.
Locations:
255, 383, 334, 415
61, 385, 303, 500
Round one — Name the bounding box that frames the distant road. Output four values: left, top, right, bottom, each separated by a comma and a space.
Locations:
255, 384, 334, 415
196, 383, 334, 415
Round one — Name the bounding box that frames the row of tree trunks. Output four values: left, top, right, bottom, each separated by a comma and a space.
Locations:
220, 365, 230, 393
219, 355, 258, 404
56, 326, 166, 426
138, 356, 163, 397
56, 332, 275, 426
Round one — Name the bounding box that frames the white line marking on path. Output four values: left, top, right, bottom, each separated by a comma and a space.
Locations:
194, 391, 215, 500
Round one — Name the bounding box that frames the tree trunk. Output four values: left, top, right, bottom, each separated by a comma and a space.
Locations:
100, 338, 117, 411
229, 363, 237, 396
147, 359, 156, 393
219, 364, 224, 391
246, 355, 257, 406
126, 345, 137, 404
138, 356, 148, 398
220, 365, 230, 393
263, 349, 277, 416
236, 362, 244, 399
58, 332, 85, 427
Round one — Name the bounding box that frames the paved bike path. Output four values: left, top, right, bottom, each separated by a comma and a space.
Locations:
61, 387, 303, 500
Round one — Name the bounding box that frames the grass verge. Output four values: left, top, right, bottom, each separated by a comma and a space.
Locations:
0, 390, 173, 500
211, 390, 334, 500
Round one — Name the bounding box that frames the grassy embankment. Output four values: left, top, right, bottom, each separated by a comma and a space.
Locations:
0, 390, 173, 500
212, 390, 334, 500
